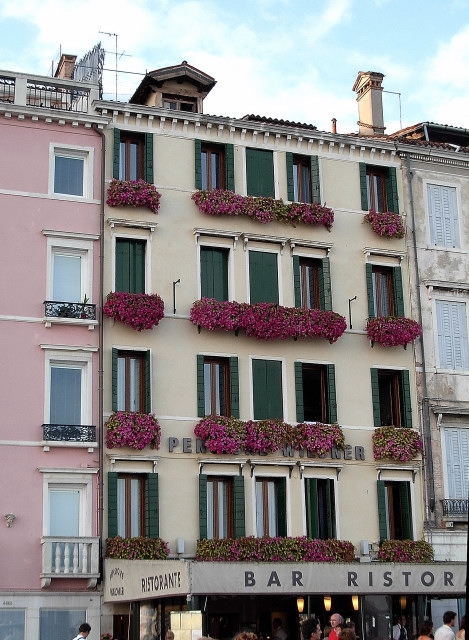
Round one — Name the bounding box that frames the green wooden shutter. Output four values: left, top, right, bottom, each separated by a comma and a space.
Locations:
144, 133, 153, 183
233, 475, 245, 538
107, 472, 118, 538
249, 251, 278, 303
386, 167, 399, 213
286, 152, 294, 201
113, 128, 120, 179
225, 143, 235, 191
194, 139, 202, 189
311, 155, 321, 204
325, 479, 335, 538
295, 361, 304, 423
115, 239, 145, 294
197, 355, 205, 418
360, 163, 369, 210
199, 474, 208, 540
319, 257, 332, 311
371, 368, 381, 427
252, 359, 283, 420
326, 364, 337, 423
145, 473, 159, 538
230, 356, 240, 418
112, 348, 118, 412
246, 148, 274, 197
366, 263, 375, 318
377, 480, 388, 542
293, 255, 301, 307
400, 370, 412, 428
276, 478, 287, 537
200, 247, 228, 301
305, 478, 319, 538
400, 482, 413, 539
392, 267, 405, 317
144, 351, 151, 413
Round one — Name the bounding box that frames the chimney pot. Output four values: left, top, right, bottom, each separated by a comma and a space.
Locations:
353, 71, 385, 136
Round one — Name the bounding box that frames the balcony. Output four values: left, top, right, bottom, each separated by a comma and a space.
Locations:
44, 301, 98, 330
41, 536, 100, 588
441, 499, 468, 521
41, 424, 97, 451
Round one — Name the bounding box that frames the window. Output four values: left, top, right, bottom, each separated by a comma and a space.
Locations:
366, 264, 404, 317
108, 472, 159, 538
436, 300, 469, 370
112, 349, 151, 413
50, 144, 93, 198
115, 237, 146, 293
371, 369, 412, 428
360, 163, 399, 213
427, 184, 459, 248
305, 477, 336, 539
0, 610, 25, 640
40, 609, 86, 640
246, 148, 275, 197
200, 246, 229, 300
293, 256, 332, 310
42, 470, 94, 537
252, 359, 283, 420
55, 154, 84, 196
286, 153, 320, 204
199, 475, 245, 539
197, 355, 239, 418
443, 427, 469, 499
163, 95, 197, 112
295, 362, 337, 423
377, 480, 413, 540
255, 477, 287, 537
195, 141, 235, 191
249, 250, 279, 303
113, 128, 153, 182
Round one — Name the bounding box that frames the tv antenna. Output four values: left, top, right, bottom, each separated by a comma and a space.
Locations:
99, 31, 131, 100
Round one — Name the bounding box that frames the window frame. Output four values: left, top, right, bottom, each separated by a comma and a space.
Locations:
435, 298, 469, 371
293, 255, 332, 310
248, 249, 280, 304
253, 474, 288, 537
113, 129, 153, 183
41, 470, 94, 537
112, 348, 151, 413
370, 367, 412, 428
162, 94, 197, 112
108, 470, 159, 539
251, 357, 284, 420
295, 361, 337, 424
118, 131, 145, 181
49, 143, 94, 199
377, 477, 413, 541
359, 163, 399, 213
197, 354, 239, 419
113, 233, 149, 294
442, 425, 469, 500
199, 473, 245, 540
245, 147, 275, 197
425, 181, 460, 248
199, 243, 230, 301
303, 475, 337, 540
366, 262, 404, 318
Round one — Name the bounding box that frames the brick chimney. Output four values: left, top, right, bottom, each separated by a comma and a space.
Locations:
54, 54, 77, 80
353, 71, 385, 135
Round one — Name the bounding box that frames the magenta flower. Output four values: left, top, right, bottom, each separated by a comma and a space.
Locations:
366, 316, 422, 347
105, 411, 161, 450
293, 422, 345, 455
106, 179, 161, 214
372, 426, 423, 461
106, 536, 169, 560
104, 291, 164, 331
364, 209, 405, 239
194, 415, 246, 454
377, 539, 434, 563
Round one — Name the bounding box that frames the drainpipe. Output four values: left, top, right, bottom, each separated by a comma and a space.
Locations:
404, 151, 435, 520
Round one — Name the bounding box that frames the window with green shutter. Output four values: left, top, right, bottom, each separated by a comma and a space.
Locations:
286, 153, 321, 204
249, 251, 278, 304
360, 163, 399, 213
295, 362, 336, 423
377, 480, 412, 541
196, 355, 239, 418
293, 256, 332, 310
366, 264, 404, 318
107, 472, 159, 539
246, 148, 274, 197
305, 477, 336, 539
252, 359, 283, 420
195, 140, 235, 191
199, 474, 245, 540
113, 128, 154, 183
255, 477, 287, 537
200, 246, 229, 301
112, 349, 151, 413
115, 238, 146, 293
370, 368, 412, 428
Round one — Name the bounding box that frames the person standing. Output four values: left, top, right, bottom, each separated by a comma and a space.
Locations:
329, 615, 344, 640
393, 616, 408, 640
456, 616, 466, 640
434, 612, 457, 640
72, 623, 91, 640
301, 618, 321, 640
273, 618, 287, 640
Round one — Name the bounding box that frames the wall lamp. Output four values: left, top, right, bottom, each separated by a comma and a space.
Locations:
352, 595, 359, 611
297, 597, 305, 613
324, 596, 332, 611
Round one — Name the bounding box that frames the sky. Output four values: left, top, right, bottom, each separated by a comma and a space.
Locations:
1, 0, 469, 135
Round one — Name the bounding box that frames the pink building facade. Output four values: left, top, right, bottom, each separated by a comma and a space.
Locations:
0, 66, 107, 639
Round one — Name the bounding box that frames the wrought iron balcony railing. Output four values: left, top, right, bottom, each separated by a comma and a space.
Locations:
44, 301, 96, 320
441, 499, 468, 518
42, 424, 96, 443
0, 75, 15, 103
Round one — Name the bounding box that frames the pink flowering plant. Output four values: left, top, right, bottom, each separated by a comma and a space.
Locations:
190, 298, 347, 343
104, 292, 164, 331
105, 411, 161, 450
372, 426, 423, 462
377, 539, 434, 563
244, 419, 293, 454
366, 316, 422, 347
364, 209, 405, 239
106, 536, 169, 560
194, 415, 246, 454
293, 422, 345, 455
106, 179, 161, 214
196, 536, 355, 562
192, 189, 334, 229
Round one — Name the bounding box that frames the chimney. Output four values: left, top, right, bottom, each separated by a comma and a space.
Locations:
54, 54, 77, 80
353, 71, 385, 136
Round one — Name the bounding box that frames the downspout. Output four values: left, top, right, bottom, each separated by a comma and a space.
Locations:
404, 151, 435, 520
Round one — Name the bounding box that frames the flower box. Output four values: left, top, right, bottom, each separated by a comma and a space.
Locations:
106, 536, 169, 560
190, 298, 347, 343
364, 209, 405, 238
194, 415, 245, 454
196, 536, 355, 562
105, 411, 161, 450
106, 179, 161, 213
191, 189, 334, 229
372, 426, 423, 462
293, 422, 345, 455
104, 291, 164, 331
366, 316, 421, 347
377, 539, 434, 563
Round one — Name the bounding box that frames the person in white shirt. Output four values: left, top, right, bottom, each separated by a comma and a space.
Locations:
393, 616, 408, 640
273, 618, 287, 640
434, 611, 457, 640
72, 622, 91, 640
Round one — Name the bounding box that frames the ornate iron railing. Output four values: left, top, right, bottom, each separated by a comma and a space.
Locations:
42, 424, 96, 443
26, 80, 89, 112
44, 301, 96, 320
441, 499, 468, 517
0, 75, 15, 103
